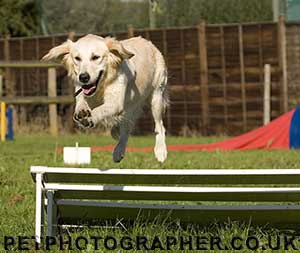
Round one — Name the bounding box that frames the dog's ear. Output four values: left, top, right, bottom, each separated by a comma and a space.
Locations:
42, 39, 73, 63
105, 38, 134, 65
42, 40, 75, 78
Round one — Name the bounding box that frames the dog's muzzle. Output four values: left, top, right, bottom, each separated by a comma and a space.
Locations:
75, 70, 103, 97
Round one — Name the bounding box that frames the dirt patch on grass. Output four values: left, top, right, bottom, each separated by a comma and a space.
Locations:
7, 194, 25, 206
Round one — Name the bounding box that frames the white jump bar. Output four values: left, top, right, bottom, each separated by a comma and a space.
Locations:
30, 166, 300, 176
44, 184, 300, 193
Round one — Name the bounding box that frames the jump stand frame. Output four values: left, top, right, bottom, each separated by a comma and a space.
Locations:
31, 166, 300, 243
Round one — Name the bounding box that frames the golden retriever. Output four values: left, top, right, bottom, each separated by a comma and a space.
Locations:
42, 34, 168, 163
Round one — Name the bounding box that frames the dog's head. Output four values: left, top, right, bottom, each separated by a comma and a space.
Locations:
42, 34, 134, 97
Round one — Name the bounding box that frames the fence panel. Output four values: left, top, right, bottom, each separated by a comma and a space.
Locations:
0, 21, 290, 135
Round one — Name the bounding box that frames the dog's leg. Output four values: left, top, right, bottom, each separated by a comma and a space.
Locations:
73, 92, 94, 128
113, 123, 129, 163
151, 88, 168, 163
73, 101, 122, 129
112, 105, 141, 162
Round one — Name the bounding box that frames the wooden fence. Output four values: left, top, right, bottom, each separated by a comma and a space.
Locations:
0, 18, 296, 135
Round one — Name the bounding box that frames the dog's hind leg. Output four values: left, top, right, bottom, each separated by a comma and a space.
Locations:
151, 85, 168, 163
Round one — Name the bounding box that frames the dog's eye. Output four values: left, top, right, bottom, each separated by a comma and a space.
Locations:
75, 56, 81, 61
91, 55, 100, 61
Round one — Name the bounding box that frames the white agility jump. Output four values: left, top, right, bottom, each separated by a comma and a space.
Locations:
30, 166, 300, 243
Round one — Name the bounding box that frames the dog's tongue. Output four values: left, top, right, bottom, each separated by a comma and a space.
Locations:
82, 85, 96, 95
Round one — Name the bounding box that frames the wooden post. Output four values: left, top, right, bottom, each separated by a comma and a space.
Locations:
145, 30, 150, 40
258, 24, 264, 87
197, 20, 209, 135
65, 32, 76, 133
180, 29, 188, 132
220, 26, 228, 128
68, 31, 75, 41
127, 25, 134, 38
238, 25, 247, 132
264, 64, 271, 125
20, 39, 24, 96
3, 34, 19, 134
36, 38, 41, 95
278, 15, 288, 113
4, 34, 13, 97
18, 38, 25, 132
48, 68, 58, 136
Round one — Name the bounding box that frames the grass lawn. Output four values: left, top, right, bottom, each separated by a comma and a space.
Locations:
1, 133, 300, 252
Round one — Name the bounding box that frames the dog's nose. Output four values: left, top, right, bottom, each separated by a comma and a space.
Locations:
79, 72, 90, 83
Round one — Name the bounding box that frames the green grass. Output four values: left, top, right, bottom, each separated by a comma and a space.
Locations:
1, 134, 300, 252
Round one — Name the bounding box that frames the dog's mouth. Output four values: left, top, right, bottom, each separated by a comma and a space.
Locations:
82, 71, 103, 96
82, 83, 97, 96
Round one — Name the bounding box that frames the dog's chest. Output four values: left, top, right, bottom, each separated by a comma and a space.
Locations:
85, 94, 104, 110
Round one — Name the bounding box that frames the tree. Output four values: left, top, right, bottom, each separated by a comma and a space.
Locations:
0, 0, 38, 36
0, 0, 274, 37
43, 0, 148, 34
156, 0, 273, 27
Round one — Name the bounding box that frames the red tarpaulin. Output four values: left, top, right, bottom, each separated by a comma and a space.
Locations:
89, 109, 294, 153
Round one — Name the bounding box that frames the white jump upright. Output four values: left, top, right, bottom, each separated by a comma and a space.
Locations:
30, 166, 300, 241
35, 172, 43, 244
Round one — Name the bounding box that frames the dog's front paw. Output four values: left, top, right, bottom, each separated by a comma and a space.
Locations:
73, 109, 95, 128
